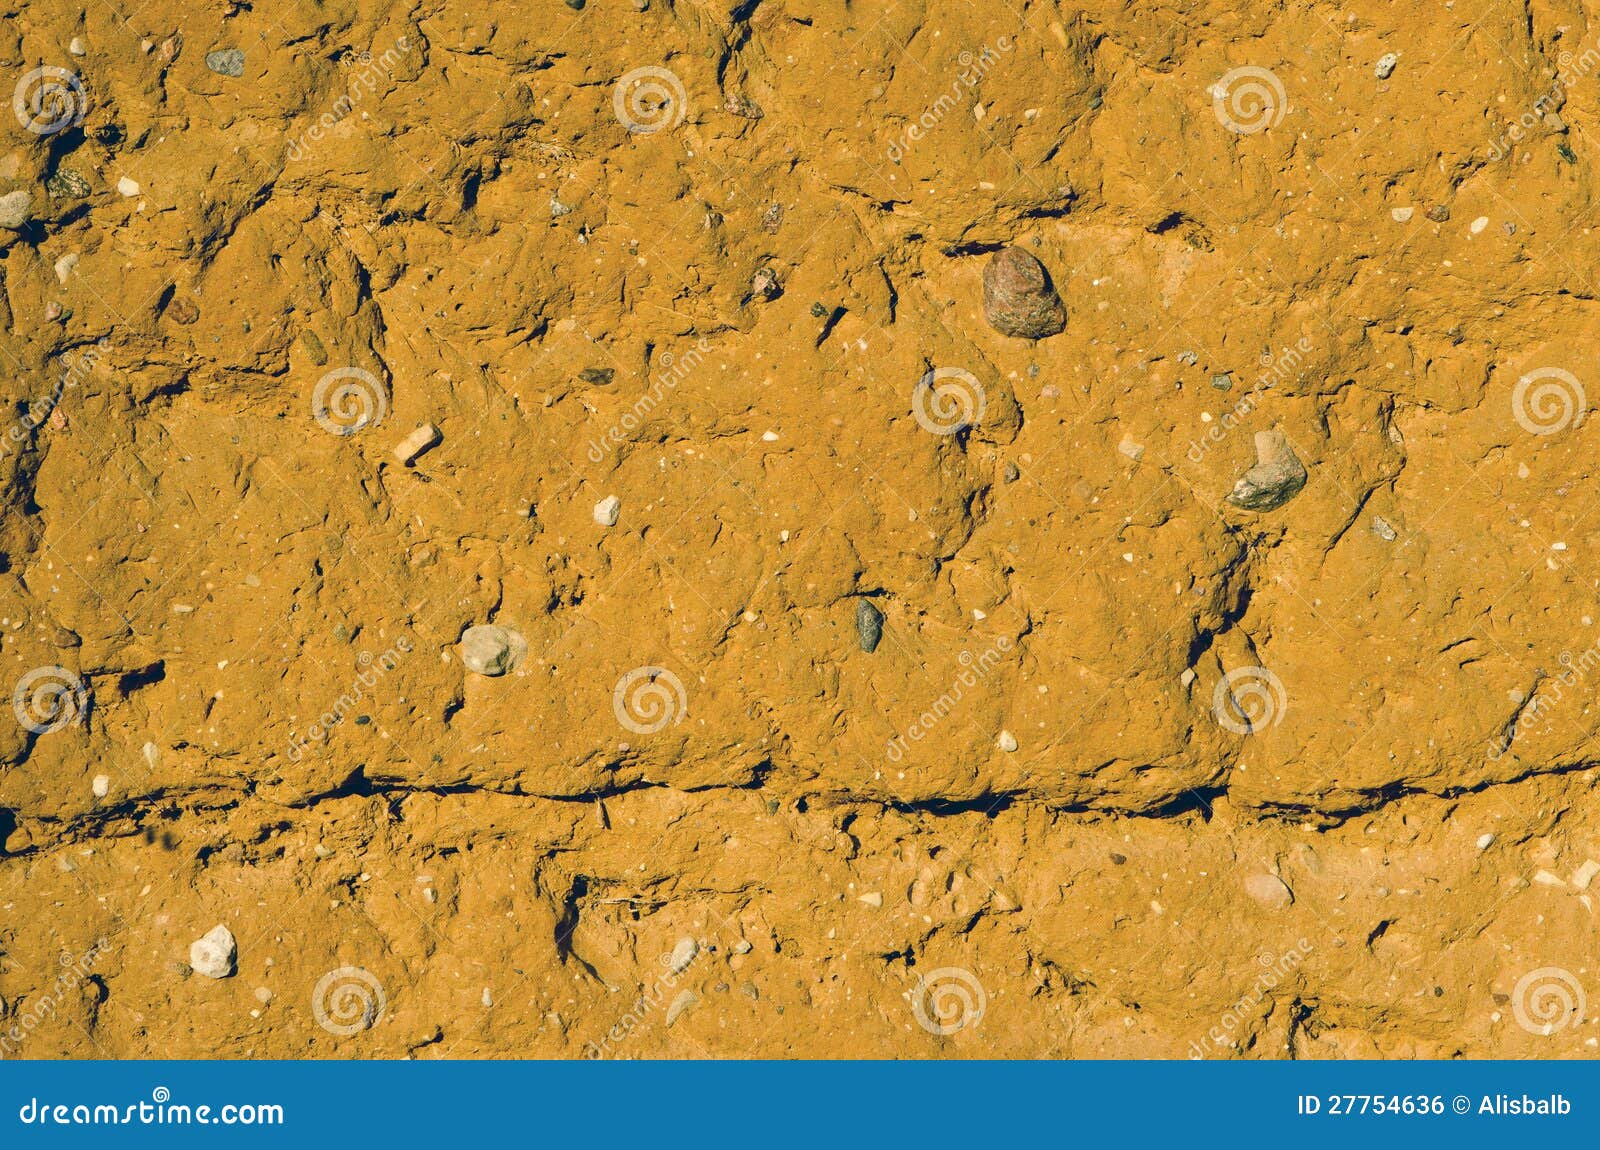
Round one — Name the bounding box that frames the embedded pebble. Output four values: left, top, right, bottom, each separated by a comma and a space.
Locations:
1572, 859, 1600, 890
0, 190, 33, 230
458, 624, 526, 677
116, 176, 140, 197
205, 49, 246, 77
1371, 516, 1397, 541
1470, 216, 1489, 234
732, 939, 752, 955
668, 935, 698, 974
856, 599, 885, 653
46, 169, 91, 199
1243, 873, 1293, 909
392, 423, 441, 464
1226, 429, 1307, 512
189, 924, 237, 979
1476, 833, 1495, 850
1374, 53, 1398, 79
750, 266, 782, 302
1425, 204, 1450, 223
1390, 206, 1413, 223
981, 247, 1065, 339
997, 729, 1019, 753
593, 495, 621, 527
665, 989, 697, 1026
91, 775, 109, 798
69, 37, 87, 56
1210, 373, 1234, 391
858, 891, 883, 907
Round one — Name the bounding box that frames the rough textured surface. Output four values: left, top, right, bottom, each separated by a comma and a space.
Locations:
2, 0, 1599, 1059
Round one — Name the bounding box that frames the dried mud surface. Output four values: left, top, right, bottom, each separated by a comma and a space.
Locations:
2, 0, 1599, 1058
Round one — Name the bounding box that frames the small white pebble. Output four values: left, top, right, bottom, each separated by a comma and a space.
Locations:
117, 176, 141, 197
997, 729, 1018, 753
1476, 833, 1495, 850
761, 431, 779, 442
1374, 52, 1398, 79
593, 495, 621, 527
69, 37, 87, 56
1470, 216, 1489, 234
91, 774, 109, 798
1391, 207, 1413, 223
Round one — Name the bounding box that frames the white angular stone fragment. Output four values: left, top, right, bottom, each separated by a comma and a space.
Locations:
117, 176, 140, 197
997, 729, 1018, 752
593, 495, 621, 527
1572, 859, 1600, 890
392, 423, 441, 464
189, 924, 237, 979
91, 774, 109, 798
1476, 833, 1495, 850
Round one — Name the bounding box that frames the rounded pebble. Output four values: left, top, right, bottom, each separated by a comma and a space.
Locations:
189, 924, 237, 979
458, 624, 526, 676
981, 247, 1066, 339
